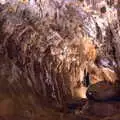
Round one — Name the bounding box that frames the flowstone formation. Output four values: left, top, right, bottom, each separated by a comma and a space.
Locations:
0, 0, 120, 120
0, 0, 98, 106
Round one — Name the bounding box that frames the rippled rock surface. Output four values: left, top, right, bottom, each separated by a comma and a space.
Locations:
0, 0, 99, 110
0, 0, 120, 120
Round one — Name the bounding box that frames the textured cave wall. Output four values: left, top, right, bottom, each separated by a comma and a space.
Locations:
0, 1, 97, 108
85, 0, 119, 67
0, 0, 119, 110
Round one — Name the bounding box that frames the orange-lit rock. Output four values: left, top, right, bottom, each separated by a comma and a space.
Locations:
101, 67, 118, 83
88, 62, 104, 84
73, 86, 87, 99
83, 40, 97, 61
88, 62, 117, 84
19, 0, 29, 4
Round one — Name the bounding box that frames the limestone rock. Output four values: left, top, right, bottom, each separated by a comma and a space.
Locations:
73, 86, 87, 99
86, 81, 120, 101
101, 67, 118, 83
88, 57, 118, 84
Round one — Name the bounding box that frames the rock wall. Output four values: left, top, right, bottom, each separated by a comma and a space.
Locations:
0, 0, 119, 110
0, 1, 98, 108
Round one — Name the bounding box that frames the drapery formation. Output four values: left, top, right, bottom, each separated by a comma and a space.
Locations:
0, 0, 119, 108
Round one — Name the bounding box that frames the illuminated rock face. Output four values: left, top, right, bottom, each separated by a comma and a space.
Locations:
73, 86, 88, 99
0, 1, 98, 106
88, 61, 117, 84
0, 0, 119, 109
